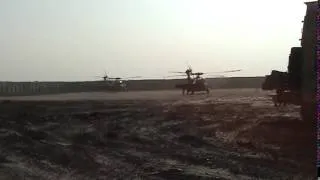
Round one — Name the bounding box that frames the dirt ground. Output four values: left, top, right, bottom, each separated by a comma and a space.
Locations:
0, 89, 315, 179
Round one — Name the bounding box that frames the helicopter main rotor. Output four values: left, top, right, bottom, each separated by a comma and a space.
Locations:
95, 70, 143, 82
168, 65, 242, 79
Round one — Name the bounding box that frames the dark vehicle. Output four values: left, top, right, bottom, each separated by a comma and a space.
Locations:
262, 70, 289, 91
261, 1, 317, 122
299, 1, 317, 122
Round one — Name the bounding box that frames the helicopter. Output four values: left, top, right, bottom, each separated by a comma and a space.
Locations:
95, 71, 142, 91
169, 66, 242, 95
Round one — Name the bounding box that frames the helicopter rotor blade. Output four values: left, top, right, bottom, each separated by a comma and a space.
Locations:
165, 75, 186, 78
110, 76, 144, 81
205, 75, 225, 78
206, 69, 242, 74
94, 75, 108, 80
221, 69, 242, 73
125, 76, 143, 79
169, 71, 186, 74
169, 64, 194, 74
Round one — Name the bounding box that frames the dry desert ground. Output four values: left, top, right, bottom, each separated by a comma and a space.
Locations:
0, 89, 315, 179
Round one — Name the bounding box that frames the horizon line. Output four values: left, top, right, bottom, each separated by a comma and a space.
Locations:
0, 76, 265, 83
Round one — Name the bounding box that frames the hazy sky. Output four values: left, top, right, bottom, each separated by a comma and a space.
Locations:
0, 0, 309, 81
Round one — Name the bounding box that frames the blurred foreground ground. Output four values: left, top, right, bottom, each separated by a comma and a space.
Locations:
0, 89, 315, 179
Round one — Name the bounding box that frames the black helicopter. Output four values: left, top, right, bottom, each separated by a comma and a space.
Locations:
96, 71, 142, 91
170, 66, 241, 95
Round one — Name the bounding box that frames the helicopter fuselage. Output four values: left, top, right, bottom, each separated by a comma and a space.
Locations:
105, 80, 128, 91
176, 80, 210, 95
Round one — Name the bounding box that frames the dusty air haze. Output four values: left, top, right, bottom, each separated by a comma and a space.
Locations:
0, 0, 308, 81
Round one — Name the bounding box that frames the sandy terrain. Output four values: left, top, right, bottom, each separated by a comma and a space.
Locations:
0, 89, 315, 179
